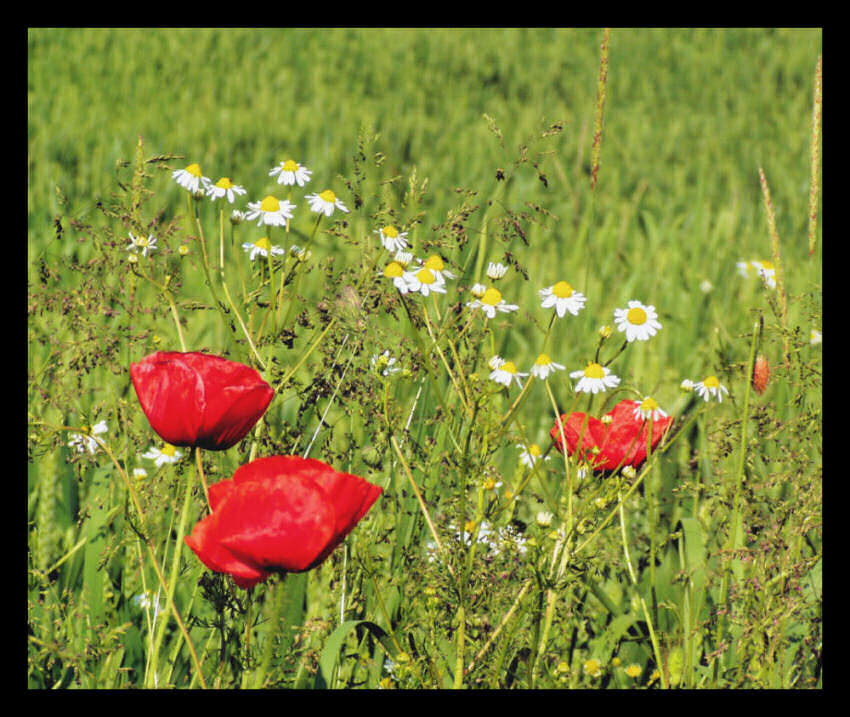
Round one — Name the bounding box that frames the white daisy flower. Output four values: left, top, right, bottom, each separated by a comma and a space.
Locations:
245, 195, 296, 227
375, 225, 409, 253
467, 287, 519, 319
380, 260, 412, 293
632, 396, 668, 422
241, 237, 286, 261
570, 362, 621, 394
230, 209, 247, 225
488, 355, 506, 370
613, 300, 662, 342
142, 443, 183, 467
269, 159, 312, 187
518, 443, 549, 468
133, 467, 148, 480
306, 189, 349, 216
371, 350, 401, 377
67, 420, 108, 455
810, 329, 822, 346
206, 177, 247, 203
393, 250, 414, 267
736, 260, 757, 279
126, 232, 157, 257
489, 359, 528, 388
486, 262, 509, 281
693, 375, 729, 403
469, 283, 487, 298
530, 353, 565, 380
417, 255, 456, 283
699, 279, 713, 294
172, 163, 209, 194
404, 267, 446, 296
539, 281, 587, 318
680, 378, 695, 392
754, 260, 777, 289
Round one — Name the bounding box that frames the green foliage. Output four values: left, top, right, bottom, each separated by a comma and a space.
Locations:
28, 28, 821, 689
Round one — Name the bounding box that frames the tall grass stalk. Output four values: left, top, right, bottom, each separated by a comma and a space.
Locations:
808, 55, 822, 257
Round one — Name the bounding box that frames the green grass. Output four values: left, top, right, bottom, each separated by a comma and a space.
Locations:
28, 28, 821, 689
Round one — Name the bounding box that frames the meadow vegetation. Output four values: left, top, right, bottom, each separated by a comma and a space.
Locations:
28, 28, 822, 689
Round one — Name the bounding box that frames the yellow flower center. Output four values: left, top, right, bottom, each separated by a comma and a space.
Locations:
424, 255, 445, 272
481, 287, 503, 306
254, 237, 272, 251
535, 353, 552, 366
382, 225, 399, 238
626, 306, 648, 325
136, 235, 150, 247
640, 396, 659, 412
483, 478, 497, 490
383, 261, 404, 278
464, 519, 477, 534
319, 189, 337, 203
584, 362, 605, 379
528, 444, 541, 457
416, 268, 436, 285
185, 163, 202, 177
501, 361, 518, 374
282, 159, 299, 172
215, 177, 234, 189
260, 195, 281, 212
760, 260, 774, 271
552, 280, 574, 298
703, 375, 720, 389
161, 443, 177, 457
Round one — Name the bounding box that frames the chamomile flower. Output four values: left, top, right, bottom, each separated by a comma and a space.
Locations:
393, 250, 413, 268
306, 189, 348, 216
371, 350, 401, 377
518, 443, 549, 468
242, 237, 285, 262
419, 255, 456, 283
613, 301, 662, 342
466, 287, 519, 319
245, 195, 295, 227
539, 281, 587, 318
245, 194, 295, 227
488, 355, 506, 370
530, 353, 565, 380
404, 267, 446, 296
469, 283, 488, 298
810, 329, 822, 346
754, 260, 777, 288
126, 232, 157, 257
486, 262, 509, 280
206, 177, 247, 203
142, 443, 183, 467
380, 260, 411, 293
693, 375, 729, 402
269, 158, 312, 186
230, 209, 247, 225
67, 420, 108, 455
375, 225, 409, 253
172, 163, 209, 194
633, 396, 668, 422
570, 362, 621, 394
489, 360, 528, 388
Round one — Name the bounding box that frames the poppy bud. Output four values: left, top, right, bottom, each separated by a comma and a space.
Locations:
184, 456, 382, 589
130, 351, 274, 451
752, 354, 770, 395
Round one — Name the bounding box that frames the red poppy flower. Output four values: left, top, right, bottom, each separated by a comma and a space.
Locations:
184, 456, 383, 589
130, 351, 274, 451
550, 399, 672, 472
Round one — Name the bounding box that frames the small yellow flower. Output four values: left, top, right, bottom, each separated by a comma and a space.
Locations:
625, 664, 642, 678
583, 658, 603, 678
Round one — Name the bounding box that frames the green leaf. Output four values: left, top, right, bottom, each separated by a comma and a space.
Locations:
314, 619, 397, 689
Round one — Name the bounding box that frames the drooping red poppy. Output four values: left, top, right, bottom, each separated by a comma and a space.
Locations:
550, 399, 673, 472
130, 351, 274, 451
184, 456, 383, 589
